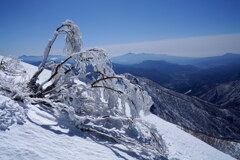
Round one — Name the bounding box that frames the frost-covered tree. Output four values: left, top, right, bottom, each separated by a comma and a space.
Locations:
1, 20, 167, 159
0, 57, 26, 76
0, 57, 27, 99
27, 20, 81, 92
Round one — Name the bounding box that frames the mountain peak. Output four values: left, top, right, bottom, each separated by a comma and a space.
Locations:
223, 53, 239, 56
125, 52, 135, 55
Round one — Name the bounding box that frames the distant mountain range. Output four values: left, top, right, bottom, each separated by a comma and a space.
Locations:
20, 53, 240, 69
111, 53, 196, 65
113, 60, 199, 85
111, 53, 240, 95
19, 55, 67, 66
112, 53, 240, 68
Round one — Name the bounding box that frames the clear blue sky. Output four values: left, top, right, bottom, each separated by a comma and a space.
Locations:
0, 0, 240, 56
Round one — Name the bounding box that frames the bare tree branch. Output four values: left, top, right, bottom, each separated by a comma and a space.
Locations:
91, 76, 122, 87
91, 85, 123, 94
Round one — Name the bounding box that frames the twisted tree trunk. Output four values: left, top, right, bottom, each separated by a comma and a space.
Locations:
27, 26, 64, 92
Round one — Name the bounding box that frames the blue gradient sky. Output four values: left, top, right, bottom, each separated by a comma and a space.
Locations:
0, 0, 240, 57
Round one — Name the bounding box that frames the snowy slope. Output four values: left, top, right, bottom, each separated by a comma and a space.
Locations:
0, 94, 235, 160
143, 114, 235, 160
0, 56, 51, 84
20, 60, 51, 83
124, 73, 240, 159
0, 59, 236, 160
0, 95, 135, 160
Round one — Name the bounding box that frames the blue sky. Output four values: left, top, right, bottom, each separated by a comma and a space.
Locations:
0, 0, 240, 57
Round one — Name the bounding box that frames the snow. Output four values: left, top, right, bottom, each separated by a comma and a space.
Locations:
124, 102, 131, 117
184, 89, 192, 95
0, 97, 236, 160
0, 95, 26, 130
27, 107, 57, 126
0, 55, 51, 85
21, 61, 51, 84
100, 88, 107, 103
142, 114, 235, 160
117, 98, 122, 110
0, 95, 135, 160
0, 95, 235, 160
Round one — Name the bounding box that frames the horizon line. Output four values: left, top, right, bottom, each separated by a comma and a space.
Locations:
94, 33, 240, 57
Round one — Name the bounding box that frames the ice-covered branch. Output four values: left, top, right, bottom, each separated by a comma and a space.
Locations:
28, 31, 60, 91
28, 20, 82, 92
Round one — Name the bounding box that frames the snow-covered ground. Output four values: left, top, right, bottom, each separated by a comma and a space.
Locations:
0, 94, 235, 160
0, 95, 135, 160
0, 55, 51, 84
0, 59, 236, 160
21, 60, 51, 84
143, 114, 235, 160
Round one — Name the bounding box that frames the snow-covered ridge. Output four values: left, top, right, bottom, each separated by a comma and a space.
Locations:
0, 57, 236, 159
125, 73, 240, 159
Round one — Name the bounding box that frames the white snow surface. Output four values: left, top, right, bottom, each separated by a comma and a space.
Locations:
0, 55, 51, 85
0, 95, 235, 160
0, 59, 236, 160
21, 60, 51, 84
142, 114, 235, 160
0, 96, 135, 160
124, 102, 131, 117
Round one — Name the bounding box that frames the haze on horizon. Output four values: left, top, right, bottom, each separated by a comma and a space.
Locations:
0, 0, 240, 57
